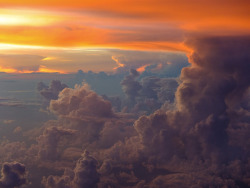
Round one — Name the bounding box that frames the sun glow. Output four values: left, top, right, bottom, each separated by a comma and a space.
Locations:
0, 15, 30, 26
41, 57, 57, 61
0, 9, 60, 26
0, 2, 248, 74
0, 43, 57, 50
0, 65, 66, 74
38, 65, 66, 73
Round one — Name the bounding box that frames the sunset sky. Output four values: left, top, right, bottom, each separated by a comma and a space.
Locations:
0, 1, 249, 188
0, 0, 249, 73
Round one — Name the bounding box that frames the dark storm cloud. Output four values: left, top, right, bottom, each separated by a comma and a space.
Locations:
185, 36, 250, 110
0, 162, 27, 188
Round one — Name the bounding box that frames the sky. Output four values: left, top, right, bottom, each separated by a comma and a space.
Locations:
0, 1, 249, 188
0, 0, 249, 73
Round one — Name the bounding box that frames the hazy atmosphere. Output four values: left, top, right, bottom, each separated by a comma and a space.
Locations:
0, 1, 249, 187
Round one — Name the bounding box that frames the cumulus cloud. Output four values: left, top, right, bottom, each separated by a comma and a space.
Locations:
42, 151, 99, 188
37, 80, 68, 101
71, 151, 99, 188
120, 69, 178, 113
37, 127, 75, 161
74, 68, 179, 114
121, 69, 142, 105
49, 83, 114, 119
0, 162, 27, 188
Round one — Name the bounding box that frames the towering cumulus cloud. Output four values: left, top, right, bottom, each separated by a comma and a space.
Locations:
121, 69, 142, 106
129, 36, 250, 187
178, 37, 250, 119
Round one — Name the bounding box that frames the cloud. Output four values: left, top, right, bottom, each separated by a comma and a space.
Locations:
0, 142, 28, 164
120, 69, 178, 113
130, 36, 250, 185
0, 36, 249, 187
13, 126, 22, 134
37, 80, 68, 101
0, 54, 43, 73
42, 151, 99, 188
2, 120, 15, 125
0, 162, 27, 188
0, 1, 249, 52
95, 36, 250, 187
49, 83, 114, 118
141, 76, 178, 103
37, 126, 75, 161
0, 98, 24, 108
0, 48, 188, 74
121, 69, 142, 105
111, 51, 189, 75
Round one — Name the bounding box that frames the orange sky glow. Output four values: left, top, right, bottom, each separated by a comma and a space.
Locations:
0, 0, 249, 73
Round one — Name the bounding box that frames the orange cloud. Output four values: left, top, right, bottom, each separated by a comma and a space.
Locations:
0, 0, 248, 73
0, 0, 248, 52
136, 64, 150, 73
112, 56, 125, 70
0, 1, 249, 25
0, 65, 65, 74
38, 65, 66, 74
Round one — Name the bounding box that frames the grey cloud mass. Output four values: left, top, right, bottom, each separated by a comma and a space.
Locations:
0, 162, 27, 188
